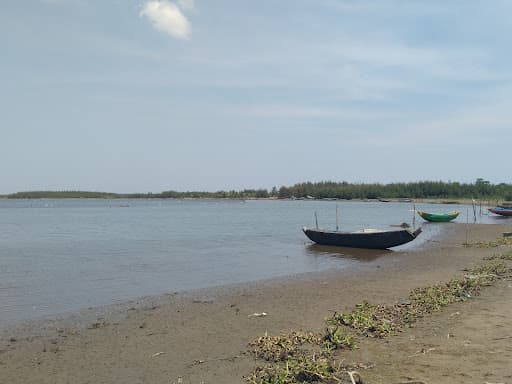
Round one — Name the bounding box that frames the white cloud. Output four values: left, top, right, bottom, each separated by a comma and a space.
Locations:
140, 0, 191, 40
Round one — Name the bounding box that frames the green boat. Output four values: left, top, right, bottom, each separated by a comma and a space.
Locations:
417, 210, 460, 222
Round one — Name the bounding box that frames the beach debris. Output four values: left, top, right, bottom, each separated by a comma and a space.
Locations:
245, 355, 346, 383
189, 354, 244, 368
408, 347, 436, 357
484, 251, 512, 261
323, 325, 357, 351
248, 331, 322, 362
248, 312, 268, 318
464, 237, 512, 248
193, 299, 214, 304
88, 321, 109, 329
151, 351, 166, 357
327, 301, 396, 338
246, 250, 512, 383
142, 304, 160, 311
230, 303, 241, 314
396, 382, 426, 384
347, 370, 363, 384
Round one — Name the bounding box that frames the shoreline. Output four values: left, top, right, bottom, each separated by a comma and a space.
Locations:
0, 195, 505, 205
1, 223, 511, 383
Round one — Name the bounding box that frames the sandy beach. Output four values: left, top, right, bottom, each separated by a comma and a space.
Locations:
1, 223, 511, 383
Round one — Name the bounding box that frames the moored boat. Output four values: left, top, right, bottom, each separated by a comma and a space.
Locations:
417, 210, 459, 222
302, 227, 422, 249
488, 207, 512, 217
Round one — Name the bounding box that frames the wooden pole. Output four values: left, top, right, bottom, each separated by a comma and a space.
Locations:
315, 211, 318, 229
466, 207, 469, 245
336, 205, 339, 231
412, 202, 416, 229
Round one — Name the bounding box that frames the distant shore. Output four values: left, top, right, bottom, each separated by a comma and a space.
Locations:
2, 179, 511, 203
0, 194, 505, 207
1, 223, 511, 383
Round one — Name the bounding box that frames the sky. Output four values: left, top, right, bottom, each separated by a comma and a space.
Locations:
1, 0, 511, 193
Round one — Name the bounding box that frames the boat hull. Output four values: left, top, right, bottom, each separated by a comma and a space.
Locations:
489, 208, 512, 217
303, 227, 422, 249
417, 211, 459, 222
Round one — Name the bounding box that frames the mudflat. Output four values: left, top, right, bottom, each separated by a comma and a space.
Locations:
1, 223, 511, 383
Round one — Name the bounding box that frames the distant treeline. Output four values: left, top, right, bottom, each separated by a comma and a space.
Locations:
276, 179, 512, 200
5, 191, 120, 199
4, 189, 270, 199
3, 179, 512, 200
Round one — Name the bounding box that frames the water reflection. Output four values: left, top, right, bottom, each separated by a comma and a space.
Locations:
487, 215, 512, 221
305, 244, 391, 262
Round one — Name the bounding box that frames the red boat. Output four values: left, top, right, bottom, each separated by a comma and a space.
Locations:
489, 207, 512, 217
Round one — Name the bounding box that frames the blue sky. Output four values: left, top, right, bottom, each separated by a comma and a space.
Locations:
1, 0, 511, 193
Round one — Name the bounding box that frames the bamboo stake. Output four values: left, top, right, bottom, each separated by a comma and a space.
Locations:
412, 202, 416, 229
466, 207, 469, 245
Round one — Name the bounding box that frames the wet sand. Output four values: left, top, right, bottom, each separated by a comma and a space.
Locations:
1, 223, 511, 383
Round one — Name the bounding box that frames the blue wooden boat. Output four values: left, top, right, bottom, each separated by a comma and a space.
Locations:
302, 227, 422, 249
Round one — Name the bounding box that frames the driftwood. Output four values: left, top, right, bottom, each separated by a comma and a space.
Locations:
347, 371, 364, 384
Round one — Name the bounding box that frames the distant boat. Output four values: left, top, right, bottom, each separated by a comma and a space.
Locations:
417, 210, 459, 222
488, 207, 512, 217
302, 227, 422, 249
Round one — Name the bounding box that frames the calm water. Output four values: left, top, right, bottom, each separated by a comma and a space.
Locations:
0, 198, 501, 326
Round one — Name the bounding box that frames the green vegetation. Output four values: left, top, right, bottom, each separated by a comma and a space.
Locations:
4, 178, 512, 200
277, 178, 512, 200
246, 247, 512, 383
6, 191, 120, 199
4, 189, 270, 200
464, 237, 512, 248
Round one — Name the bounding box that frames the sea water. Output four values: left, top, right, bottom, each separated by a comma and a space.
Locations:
0, 198, 498, 326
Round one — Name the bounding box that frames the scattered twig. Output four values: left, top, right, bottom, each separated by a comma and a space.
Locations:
408, 347, 436, 357
396, 381, 426, 384
347, 370, 363, 384
188, 354, 245, 367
